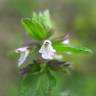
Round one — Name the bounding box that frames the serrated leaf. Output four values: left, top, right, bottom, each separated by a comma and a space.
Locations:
53, 43, 92, 53
22, 18, 47, 40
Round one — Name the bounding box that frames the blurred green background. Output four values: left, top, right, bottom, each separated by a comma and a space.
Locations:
0, 0, 96, 96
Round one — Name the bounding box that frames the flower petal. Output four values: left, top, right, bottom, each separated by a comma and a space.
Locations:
15, 47, 30, 67
39, 40, 56, 60
18, 49, 30, 67
63, 39, 69, 44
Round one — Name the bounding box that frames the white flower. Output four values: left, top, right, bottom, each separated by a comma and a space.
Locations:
63, 39, 69, 44
15, 47, 30, 67
62, 39, 72, 55
39, 40, 56, 60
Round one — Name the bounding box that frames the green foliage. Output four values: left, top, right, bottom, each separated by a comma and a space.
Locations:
32, 10, 53, 29
22, 10, 52, 40
22, 18, 47, 40
53, 42, 92, 53
18, 65, 57, 96
9, 10, 93, 96
8, 50, 18, 57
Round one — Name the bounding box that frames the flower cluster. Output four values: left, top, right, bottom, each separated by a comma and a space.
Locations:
15, 40, 57, 67
11, 10, 91, 68
15, 38, 71, 67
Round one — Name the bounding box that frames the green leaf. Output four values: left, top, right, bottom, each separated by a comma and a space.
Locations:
32, 10, 53, 37
53, 43, 92, 53
32, 10, 53, 29
42, 10, 53, 29
22, 18, 47, 40
18, 71, 56, 96
8, 50, 18, 57
22, 10, 53, 40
